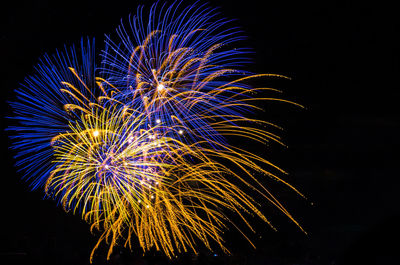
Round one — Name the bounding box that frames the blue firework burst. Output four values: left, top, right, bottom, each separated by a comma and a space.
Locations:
8, 38, 98, 189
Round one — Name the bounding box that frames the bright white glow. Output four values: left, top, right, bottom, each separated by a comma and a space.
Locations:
93, 130, 99, 137
138, 199, 141, 203
157, 84, 165, 91
146, 205, 150, 209
178, 130, 183, 135
104, 165, 109, 169
151, 195, 154, 199
156, 119, 161, 124
155, 182, 159, 185
124, 162, 127, 166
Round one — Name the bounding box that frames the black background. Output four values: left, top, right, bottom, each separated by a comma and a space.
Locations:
1, 0, 399, 264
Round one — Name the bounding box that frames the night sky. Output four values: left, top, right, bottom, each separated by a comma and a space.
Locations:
1, 0, 398, 264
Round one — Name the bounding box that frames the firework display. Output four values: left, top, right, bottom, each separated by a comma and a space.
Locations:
8, 1, 304, 261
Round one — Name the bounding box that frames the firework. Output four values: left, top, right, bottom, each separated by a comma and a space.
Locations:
8, 1, 304, 262
8, 38, 97, 188
46, 106, 172, 259
101, 1, 255, 145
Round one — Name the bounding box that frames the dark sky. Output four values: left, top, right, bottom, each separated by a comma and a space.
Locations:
1, 0, 398, 264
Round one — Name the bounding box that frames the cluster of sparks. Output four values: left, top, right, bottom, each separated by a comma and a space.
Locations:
8, 1, 304, 262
